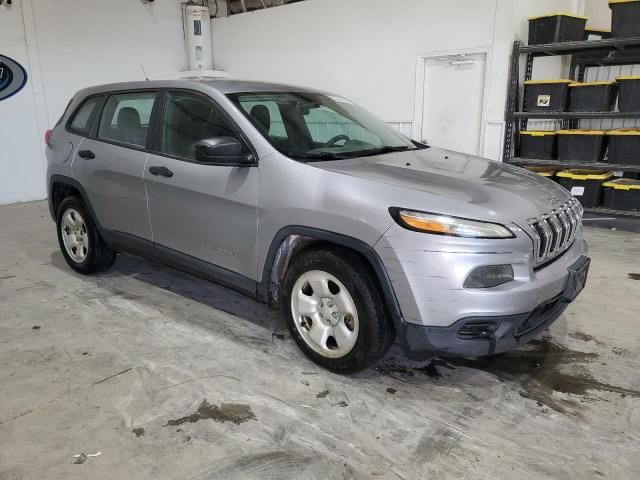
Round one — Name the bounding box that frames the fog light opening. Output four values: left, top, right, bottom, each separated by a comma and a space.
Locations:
463, 265, 514, 289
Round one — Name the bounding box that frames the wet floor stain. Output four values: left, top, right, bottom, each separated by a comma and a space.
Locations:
110, 288, 145, 301
272, 331, 289, 341
612, 346, 631, 356
449, 337, 640, 416
316, 390, 330, 399
32, 325, 40, 330
377, 358, 454, 379
132, 428, 145, 437
165, 400, 256, 426
377, 337, 639, 416
415, 359, 455, 379
386, 387, 397, 394
628, 273, 640, 281
568, 331, 606, 347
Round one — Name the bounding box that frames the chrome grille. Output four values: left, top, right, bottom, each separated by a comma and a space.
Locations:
528, 198, 583, 266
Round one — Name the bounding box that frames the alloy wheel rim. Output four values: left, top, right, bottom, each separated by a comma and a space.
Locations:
291, 270, 359, 358
61, 208, 89, 263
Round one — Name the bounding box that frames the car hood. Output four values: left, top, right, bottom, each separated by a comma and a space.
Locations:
312, 147, 571, 224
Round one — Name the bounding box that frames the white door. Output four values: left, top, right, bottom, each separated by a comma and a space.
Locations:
420, 53, 487, 156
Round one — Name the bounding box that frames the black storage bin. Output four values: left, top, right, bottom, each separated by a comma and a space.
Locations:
616, 76, 640, 112
584, 27, 612, 40
568, 81, 618, 112
607, 129, 640, 166
524, 80, 572, 112
528, 13, 587, 45
610, 0, 640, 37
520, 131, 557, 159
557, 130, 608, 162
603, 178, 640, 210
557, 170, 614, 207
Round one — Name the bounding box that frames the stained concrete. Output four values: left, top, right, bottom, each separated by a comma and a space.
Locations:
0, 200, 639, 480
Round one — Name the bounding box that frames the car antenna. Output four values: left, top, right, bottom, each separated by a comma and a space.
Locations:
140, 64, 149, 81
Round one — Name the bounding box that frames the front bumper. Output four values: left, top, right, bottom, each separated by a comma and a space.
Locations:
375, 223, 588, 359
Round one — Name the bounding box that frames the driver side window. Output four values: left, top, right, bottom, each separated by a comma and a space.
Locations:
160, 91, 246, 161
303, 105, 382, 146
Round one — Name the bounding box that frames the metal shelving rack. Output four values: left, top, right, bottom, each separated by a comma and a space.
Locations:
503, 36, 640, 217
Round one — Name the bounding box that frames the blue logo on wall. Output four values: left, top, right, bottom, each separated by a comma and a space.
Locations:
0, 54, 28, 102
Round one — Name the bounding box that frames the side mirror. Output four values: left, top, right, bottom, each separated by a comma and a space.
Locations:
194, 137, 255, 166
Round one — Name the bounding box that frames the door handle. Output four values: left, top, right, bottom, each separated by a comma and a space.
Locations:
149, 166, 174, 178
78, 150, 95, 160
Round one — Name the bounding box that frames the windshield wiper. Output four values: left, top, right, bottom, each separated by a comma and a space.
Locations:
292, 145, 416, 162
290, 152, 348, 162
355, 145, 413, 157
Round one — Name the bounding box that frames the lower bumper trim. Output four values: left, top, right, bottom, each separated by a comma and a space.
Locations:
397, 296, 569, 360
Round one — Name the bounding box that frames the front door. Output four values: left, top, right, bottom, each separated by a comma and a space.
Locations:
72, 90, 158, 240
144, 90, 259, 281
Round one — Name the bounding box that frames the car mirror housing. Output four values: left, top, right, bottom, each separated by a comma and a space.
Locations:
194, 137, 255, 166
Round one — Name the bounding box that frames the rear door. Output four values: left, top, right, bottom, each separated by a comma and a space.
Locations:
71, 90, 159, 241
144, 90, 259, 280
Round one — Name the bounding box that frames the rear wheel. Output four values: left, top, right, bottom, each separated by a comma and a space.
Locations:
56, 196, 116, 274
282, 248, 393, 373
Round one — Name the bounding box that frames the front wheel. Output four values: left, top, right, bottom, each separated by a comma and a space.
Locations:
282, 248, 394, 373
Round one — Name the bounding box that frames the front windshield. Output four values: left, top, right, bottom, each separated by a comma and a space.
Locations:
227, 91, 425, 161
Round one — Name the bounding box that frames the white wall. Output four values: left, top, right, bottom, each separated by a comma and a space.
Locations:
211, 0, 578, 160
0, 0, 186, 205
32, 0, 187, 129
0, 1, 47, 205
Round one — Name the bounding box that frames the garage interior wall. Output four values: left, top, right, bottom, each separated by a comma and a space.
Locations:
0, 0, 589, 206
0, 0, 186, 205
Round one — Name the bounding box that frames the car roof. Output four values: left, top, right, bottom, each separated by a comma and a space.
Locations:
201, 80, 320, 94
77, 79, 324, 96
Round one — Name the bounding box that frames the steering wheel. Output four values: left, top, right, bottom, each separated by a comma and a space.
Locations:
325, 134, 351, 147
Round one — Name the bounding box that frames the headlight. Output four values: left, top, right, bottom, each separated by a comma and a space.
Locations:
389, 208, 515, 239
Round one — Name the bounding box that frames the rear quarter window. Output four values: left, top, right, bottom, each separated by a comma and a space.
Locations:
68, 96, 102, 135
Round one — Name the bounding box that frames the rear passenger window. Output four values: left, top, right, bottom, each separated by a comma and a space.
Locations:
97, 91, 157, 148
69, 97, 101, 134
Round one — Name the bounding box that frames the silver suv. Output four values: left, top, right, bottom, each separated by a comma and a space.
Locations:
46, 80, 590, 372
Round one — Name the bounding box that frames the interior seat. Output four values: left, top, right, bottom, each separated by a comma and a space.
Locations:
250, 105, 271, 135
116, 107, 144, 146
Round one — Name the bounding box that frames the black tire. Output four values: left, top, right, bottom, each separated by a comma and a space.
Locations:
56, 196, 116, 274
281, 247, 394, 373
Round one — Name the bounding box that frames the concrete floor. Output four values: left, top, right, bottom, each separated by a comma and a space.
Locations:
0, 200, 639, 480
